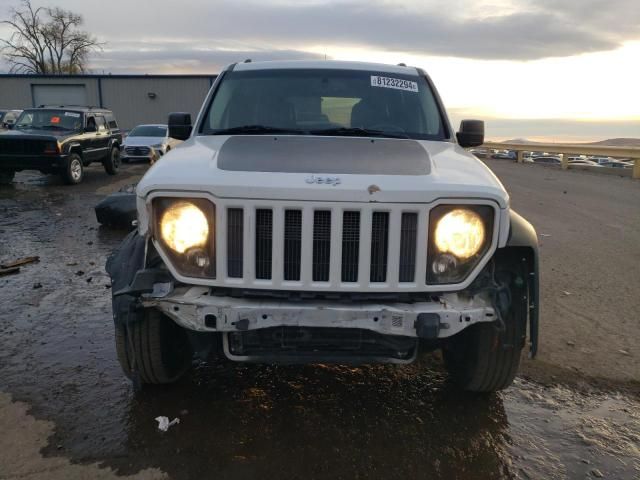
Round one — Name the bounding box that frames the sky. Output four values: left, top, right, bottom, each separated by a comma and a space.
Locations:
1, 0, 639, 141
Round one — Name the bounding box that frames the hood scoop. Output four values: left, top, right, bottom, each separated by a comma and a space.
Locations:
216, 135, 431, 175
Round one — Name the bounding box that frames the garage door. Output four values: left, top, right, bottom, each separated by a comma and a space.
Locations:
32, 84, 88, 108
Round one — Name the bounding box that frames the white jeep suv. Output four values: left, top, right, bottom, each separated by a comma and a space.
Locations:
107, 60, 539, 392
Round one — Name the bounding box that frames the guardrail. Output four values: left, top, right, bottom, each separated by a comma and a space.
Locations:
481, 142, 640, 179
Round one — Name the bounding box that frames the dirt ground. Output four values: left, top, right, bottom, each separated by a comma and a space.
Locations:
483, 159, 640, 389
0, 161, 639, 480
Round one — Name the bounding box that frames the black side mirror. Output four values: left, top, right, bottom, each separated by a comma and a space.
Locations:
168, 112, 192, 140
456, 120, 484, 148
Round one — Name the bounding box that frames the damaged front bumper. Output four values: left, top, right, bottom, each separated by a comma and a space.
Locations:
142, 286, 496, 362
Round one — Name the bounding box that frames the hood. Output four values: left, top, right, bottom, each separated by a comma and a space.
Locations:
136, 135, 509, 207
123, 136, 165, 147
0, 128, 70, 140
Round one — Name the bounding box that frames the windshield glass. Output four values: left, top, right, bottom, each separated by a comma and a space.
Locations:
129, 125, 167, 137
201, 69, 448, 140
15, 109, 82, 131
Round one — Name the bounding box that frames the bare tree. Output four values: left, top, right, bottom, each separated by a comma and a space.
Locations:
1, 0, 103, 74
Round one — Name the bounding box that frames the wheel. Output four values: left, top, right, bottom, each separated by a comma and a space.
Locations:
115, 309, 193, 384
443, 268, 527, 392
103, 147, 121, 175
62, 153, 84, 184
0, 170, 15, 184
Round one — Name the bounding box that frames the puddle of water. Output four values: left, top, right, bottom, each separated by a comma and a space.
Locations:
1, 175, 639, 480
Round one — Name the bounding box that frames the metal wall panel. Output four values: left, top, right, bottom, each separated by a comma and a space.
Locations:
100, 77, 211, 129
0, 75, 215, 130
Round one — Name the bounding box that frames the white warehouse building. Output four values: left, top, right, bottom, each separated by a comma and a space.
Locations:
0, 74, 217, 130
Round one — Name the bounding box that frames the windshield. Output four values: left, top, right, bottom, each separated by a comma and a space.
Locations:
201, 69, 448, 140
15, 109, 82, 131
129, 125, 167, 137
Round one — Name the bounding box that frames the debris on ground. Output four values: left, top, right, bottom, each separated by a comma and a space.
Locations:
618, 349, 631, 356
540, 233, 552, 237
32, 283, 42, 289
566, 340, 576, 347
562, 291, 572, 296
155, 416, 180, 432
1, 256, 39, 269
0, 266, 20, 276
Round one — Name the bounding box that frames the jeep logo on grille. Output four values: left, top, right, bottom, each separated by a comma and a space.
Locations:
305, 175, 341, 186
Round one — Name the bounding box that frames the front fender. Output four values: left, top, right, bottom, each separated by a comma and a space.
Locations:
106, 231, 147, 326
506, 210, 539, 357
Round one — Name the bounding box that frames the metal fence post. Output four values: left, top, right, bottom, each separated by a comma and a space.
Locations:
517, 151, 524, 163
633, 159, 640, 179
561, 154, 569, 170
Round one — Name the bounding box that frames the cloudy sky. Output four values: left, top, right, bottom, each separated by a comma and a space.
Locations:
1, 0, 639, 141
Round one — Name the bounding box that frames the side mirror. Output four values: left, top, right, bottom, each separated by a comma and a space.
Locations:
5, 123, 14, 130
168, 112, 192, 140
456, 120, 484, 148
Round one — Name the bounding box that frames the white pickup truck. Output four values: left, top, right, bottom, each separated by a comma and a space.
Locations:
107, 60, 539, 392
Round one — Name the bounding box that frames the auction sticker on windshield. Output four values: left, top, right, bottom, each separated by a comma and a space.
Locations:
370, 76, 418, 92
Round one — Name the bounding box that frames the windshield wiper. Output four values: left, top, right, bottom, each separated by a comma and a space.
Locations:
211, 125, 305, 135
310, 127, 409, 139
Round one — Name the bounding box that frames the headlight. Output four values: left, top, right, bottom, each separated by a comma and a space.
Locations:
153, 198, 216, 278
151, 143, 163, 149
434, 209, 485, 259
160, 202, 209, 253
427, 205, 494, 284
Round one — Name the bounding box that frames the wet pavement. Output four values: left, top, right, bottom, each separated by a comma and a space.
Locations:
1, 166, 639, 480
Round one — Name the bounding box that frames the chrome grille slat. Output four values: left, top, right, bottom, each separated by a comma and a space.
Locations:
341, 211, 360, 282
283, 210, 302, 281
227, 208, 244, 278
255, 209, 273, 280
312, 210, 331, 282
370, 212, 389, 283
399, 213, 418, 282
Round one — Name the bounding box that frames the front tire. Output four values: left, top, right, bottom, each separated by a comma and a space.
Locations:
62, 153, 84, 185
115, 309, 193, 384
103, 147, 121, 175
443, 270, 527, 392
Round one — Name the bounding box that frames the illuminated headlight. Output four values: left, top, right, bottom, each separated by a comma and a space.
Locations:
434, 209, 485, 259
427, 205, 493, 284
160, 202, 209, 253
153, 198, 216, 278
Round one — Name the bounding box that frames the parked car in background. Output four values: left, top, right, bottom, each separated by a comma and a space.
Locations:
0, 106, 122, 184
492, 150, 516, 160
121, 124, 181, 163
588, 156, 617, 165
599, 159, 633, 169
0, 109, 22, 130
532, 155, 561, 164
568, 159, 601, 167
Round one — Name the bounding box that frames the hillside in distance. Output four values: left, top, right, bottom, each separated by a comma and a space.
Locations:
503, 138, 640, 147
